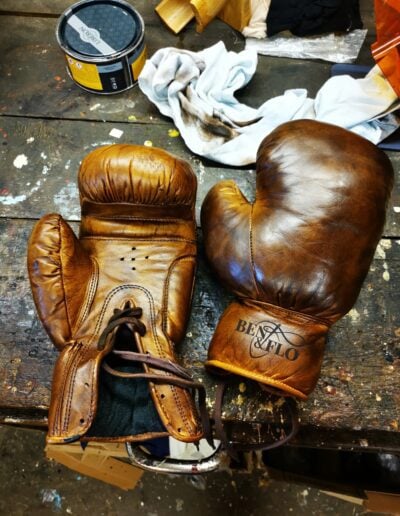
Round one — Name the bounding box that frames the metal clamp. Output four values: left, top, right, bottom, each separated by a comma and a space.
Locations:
126, 443, 222, 475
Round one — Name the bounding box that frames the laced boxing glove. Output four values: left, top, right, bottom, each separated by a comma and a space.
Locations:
28, 144, 204, 444
201, 120, 393, 401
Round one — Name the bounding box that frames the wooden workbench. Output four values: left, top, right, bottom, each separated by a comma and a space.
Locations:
0, 0, 399, 454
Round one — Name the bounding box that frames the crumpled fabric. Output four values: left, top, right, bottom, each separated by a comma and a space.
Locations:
245, 29, 368, 63
242, 0, 271, 39
138, 41, 399, 166
266, 0, 363, 37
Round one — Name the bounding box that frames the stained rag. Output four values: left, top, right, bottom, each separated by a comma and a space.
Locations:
138, 42, 399, 166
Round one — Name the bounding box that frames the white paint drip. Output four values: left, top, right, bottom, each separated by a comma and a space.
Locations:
64, 159, 71, 170
383, 261, 390, 281
89, 103, 101, 111
98, 99, 135, 114
194, 159, 206, 185
0, 161, 52, 205
26, 137, 35, 143
40, 152, 47, 160
0, 194, 27, 205
347, 308, 360, 322
375, 240, 392, 259
53, 183, 79, 219
41, 489, 62, 511
109, 128, 124, 139
84, 141, 112, 150
393, 207, 400, 213
13, 154, 28, 169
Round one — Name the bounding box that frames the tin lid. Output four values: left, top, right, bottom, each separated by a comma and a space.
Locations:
57, 0, 144, 59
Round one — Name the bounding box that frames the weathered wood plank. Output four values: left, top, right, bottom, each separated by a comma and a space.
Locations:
0, 218, 399, 448
0, 116, 257, 227
0, 0, 376, 33
0, 0, 69, 14
0, 14, 375, 123
0, 14, 249, 122
1, 0, 398, 453
0, 0, 159, 20
0, 116, 399, 236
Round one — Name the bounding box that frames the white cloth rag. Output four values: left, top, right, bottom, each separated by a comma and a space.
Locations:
138, 41, 399, 166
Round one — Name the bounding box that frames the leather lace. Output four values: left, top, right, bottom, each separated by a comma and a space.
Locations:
97, 307, 146, 350
97, 308, 298, 457
97, 307, 213, 446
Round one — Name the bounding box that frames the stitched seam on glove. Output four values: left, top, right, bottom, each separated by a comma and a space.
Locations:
59, 341, 103, 437
58, 217, 74, 335
74, 259, 99, 332
52, 346, 77, 435
161, 254, 196, 336
92, 217, 194, 223
57, 342, 83, 435
161, 257, 200, 434
66, 344, 88, 434
241, 298, 331, 327
159, 254, 200, 433
80, 236, 197, 243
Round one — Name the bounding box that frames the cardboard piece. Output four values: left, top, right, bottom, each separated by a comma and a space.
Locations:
322, 489, 400, 514
155, 0, 195, 34
190, 0, 228, 32
45, 442, 143, 490
218, 0, 251, 32
321, 491, 364, 506
364, 491, 400, 514
155, 0, 251, 34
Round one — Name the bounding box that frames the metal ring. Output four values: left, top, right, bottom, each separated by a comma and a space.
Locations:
126, 443, 222, 475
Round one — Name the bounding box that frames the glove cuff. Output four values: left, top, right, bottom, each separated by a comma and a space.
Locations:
206, 300, 329, 400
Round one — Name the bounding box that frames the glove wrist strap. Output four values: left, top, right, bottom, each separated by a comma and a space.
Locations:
206, 300, 329, 400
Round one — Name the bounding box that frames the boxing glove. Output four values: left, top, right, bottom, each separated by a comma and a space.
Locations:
201, 120, 393, 400
28, 144, 203, 444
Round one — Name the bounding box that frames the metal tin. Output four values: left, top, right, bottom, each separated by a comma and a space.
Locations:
56, 0, 146, 94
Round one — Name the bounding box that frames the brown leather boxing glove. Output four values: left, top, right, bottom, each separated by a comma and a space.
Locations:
201, 120, 393, 401
28, 144, 203, 445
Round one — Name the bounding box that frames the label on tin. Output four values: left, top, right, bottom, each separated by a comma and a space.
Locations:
67, 14, 116, 55
66, 55, 102, 90
97, 61, 128, 91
